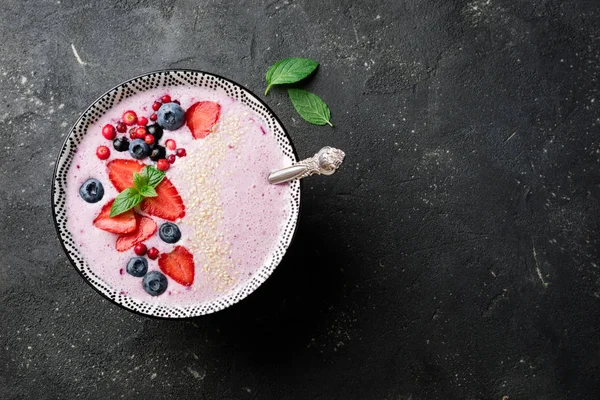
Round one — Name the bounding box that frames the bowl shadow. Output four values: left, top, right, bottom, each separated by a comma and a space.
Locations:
180, 217, 346, 361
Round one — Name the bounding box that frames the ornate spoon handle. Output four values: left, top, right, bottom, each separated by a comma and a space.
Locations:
268, 146, 345, 185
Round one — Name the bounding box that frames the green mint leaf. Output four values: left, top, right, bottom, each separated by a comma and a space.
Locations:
287, 89, 333, 126
133, 172, 148, 191
265, 58, 319, 95
139, 185, 158, 198
110, 188, 143, 217
141, 165, 165, 188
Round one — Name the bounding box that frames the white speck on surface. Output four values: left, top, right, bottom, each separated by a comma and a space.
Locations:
71, 44, 88, 66
532, 240, 549, 288
150, 373, 157, 380
20, 76, 27, 85
187, 367, 205, 380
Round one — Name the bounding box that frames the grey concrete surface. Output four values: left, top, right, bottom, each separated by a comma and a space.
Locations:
1, 0, 599, 399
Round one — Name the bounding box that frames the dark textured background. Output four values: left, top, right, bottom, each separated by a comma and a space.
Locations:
1, 0, 599, 399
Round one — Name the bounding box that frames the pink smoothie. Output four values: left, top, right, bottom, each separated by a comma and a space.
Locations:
65, 86, 294, 307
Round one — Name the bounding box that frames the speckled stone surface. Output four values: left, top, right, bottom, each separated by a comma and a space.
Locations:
1, 1, 600, 399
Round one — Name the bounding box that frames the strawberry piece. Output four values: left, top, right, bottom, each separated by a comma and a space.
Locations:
93, 199, 137, 234
186, 101, 221, 139
107, 159, 144, 192
158, 246, 195, 286
116, 215, 157, 252
140, 177, 185, 221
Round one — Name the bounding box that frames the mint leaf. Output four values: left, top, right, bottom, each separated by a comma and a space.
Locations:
133, 172, 148, 191
139, 186, 158, 197
109, 166, 166, 218
141, 166, 165, 188
265, 58, 319, 95
110, 188, 143, 217
287, 89, 333, 126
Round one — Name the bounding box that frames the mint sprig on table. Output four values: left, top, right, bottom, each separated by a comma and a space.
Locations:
264, 57, 319, 95
264, 57, 333, 127
110, 166, 165, 217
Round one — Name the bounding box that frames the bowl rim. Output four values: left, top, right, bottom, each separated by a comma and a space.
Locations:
51, 69, 302, 319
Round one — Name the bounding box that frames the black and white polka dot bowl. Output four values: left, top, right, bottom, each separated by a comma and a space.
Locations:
51, 70, 301, 319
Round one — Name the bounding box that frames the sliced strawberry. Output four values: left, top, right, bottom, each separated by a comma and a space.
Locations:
140, 177, 185, 221
107, 159, 144, 192
93, 199, 137, 234
116, 215, 157, 252
158, 246, 195, 286
186, 101, 221, 139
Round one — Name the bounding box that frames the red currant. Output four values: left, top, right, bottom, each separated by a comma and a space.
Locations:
152, 102, 162, 111
150, 113, 158, 121
157, 159, 170, 171
102, 124, 116, 140
144, 134, 155, 145
133, 243, 147, 256
165, 139, 176, 150
135, 127, 147, 139
160, 95, 172, 103
167, 154, 176, 164
147, 247, 159, 260
129, 128, 137, 139
122, 110, 137, 126
96, 146, 110, 160
175, 148, 186, 157
116, 121, 127, 133
137, 116, 148, 126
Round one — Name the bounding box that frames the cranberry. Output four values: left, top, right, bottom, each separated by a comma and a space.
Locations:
157, 159, 170, 171
160, 95, 172, 103
150, 113, 158, 121
137, 116, 148, 126
144, 134, 155, 145
147, 247, 159, 260
116, 121, 127, 133
135, 127, 147, 139
165, 139, 177, 150
152, 102, 162, 111
102, 124, 116, 140
96, 146, 110, 160
175, 148, 186, 157
134, 243, 147, 256
122, 110, 137, 126
167, 154, 176, 164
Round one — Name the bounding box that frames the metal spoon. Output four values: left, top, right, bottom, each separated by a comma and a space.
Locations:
268, 146, 345, 185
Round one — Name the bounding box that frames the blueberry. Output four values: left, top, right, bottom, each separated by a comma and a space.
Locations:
146, 123, 163, 141
157, 103, 185, 130
79, 178, 104, 203
126, 257, 148, 277
113, 136, 130, 152
142, 271, 168, 296
128, 138, 151, 159
159, 222, 181, 243
149, 145, 166, 162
